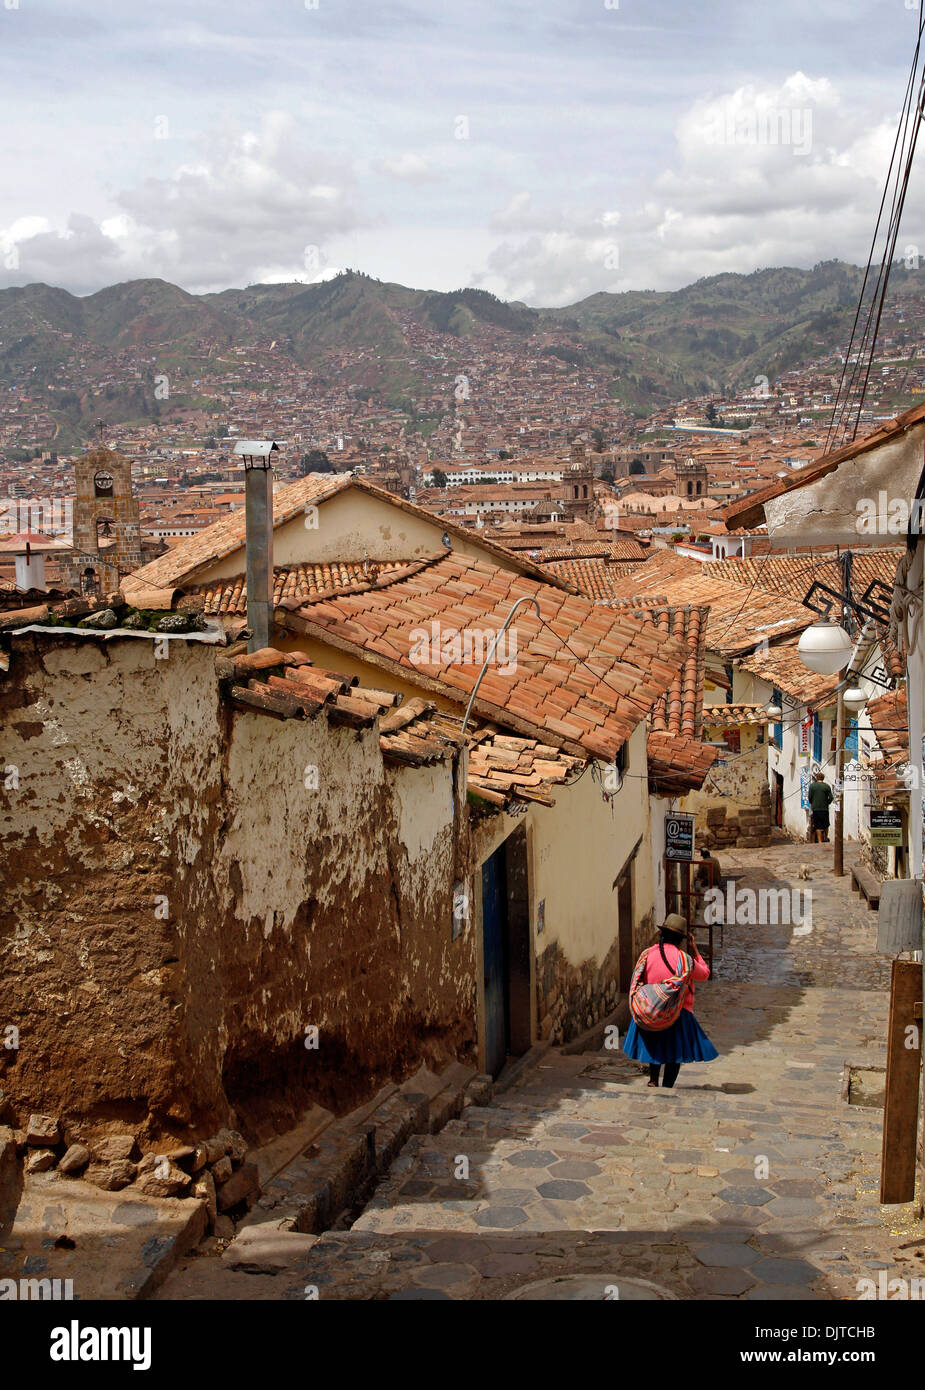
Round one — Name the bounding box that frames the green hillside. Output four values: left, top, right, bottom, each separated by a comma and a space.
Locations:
0, 261, 920, 420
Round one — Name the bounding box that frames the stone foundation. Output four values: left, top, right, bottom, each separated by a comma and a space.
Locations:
698, 785, 773, 851
535, 936, 622, 1045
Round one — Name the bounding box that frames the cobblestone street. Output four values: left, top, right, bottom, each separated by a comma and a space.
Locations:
161, 839, 925, 1301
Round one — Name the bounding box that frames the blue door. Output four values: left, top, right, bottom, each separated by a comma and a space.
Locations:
481, 849, 509, 1078
813, 715, 823, 765
845, 717, 859, 756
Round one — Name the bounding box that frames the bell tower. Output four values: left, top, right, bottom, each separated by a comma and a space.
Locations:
676, 456, 709, 500
563, 438, 594, 519
66, 431, 142, 594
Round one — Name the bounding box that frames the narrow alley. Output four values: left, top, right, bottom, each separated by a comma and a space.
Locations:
160, 839, 923, 1302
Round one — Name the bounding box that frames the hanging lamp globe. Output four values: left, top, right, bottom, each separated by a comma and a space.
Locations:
797, 619, 853, 676
842, 685, 867, 715
766, 702, 782, 719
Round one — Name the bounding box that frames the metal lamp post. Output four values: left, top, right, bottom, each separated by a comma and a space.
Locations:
233, 440, 280, 653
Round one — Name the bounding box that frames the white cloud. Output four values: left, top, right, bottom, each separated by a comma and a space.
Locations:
380, 152, 438, 183
475, 72, 921, 305
0, 112, 369, 295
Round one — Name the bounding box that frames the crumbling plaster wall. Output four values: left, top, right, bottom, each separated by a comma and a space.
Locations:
0, 635, 474, 1142
208, 714, 472, 1135
0, 636, 222, 1133
764, 424, 924, 547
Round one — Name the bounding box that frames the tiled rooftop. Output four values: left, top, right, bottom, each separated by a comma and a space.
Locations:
608, 601, 708, 739
708, 550, 903, 606
603, 550, 813, 657
702, 702, 772, 726
737, 637, 839, 707
866, 686, 909, 798
647, 731, 721, 797
277, 553, 691, 761
466, 727, 585, 807
536, 552, 651, 600
189, 560, 416, 615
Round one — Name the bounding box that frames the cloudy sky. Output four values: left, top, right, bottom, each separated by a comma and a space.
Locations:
2, 0, 925, 305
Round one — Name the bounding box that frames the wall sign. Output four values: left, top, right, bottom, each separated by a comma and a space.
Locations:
665, 813, 694, 861
870, 810, 903, 847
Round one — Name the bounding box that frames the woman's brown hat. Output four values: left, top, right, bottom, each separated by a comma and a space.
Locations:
662, 913, 688, 934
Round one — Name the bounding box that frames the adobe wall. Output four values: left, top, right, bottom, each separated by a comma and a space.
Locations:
0, 635, 474, 1145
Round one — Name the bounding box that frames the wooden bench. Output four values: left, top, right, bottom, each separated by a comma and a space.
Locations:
851, 865, 881, 909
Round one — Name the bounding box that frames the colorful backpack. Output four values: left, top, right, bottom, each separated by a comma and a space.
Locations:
629, 942, 694, 1031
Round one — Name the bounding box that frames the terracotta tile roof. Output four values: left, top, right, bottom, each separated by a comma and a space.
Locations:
189, 559, 416, 615
532, 540, 648, 563
702, 702, 772, 726
216, 646, 464, 754
647, 731, 721, 796
126, 474, 556, 590
603, 551, 813, 658
466, 726, 585, 807
866, 686, 909, 798
707, 549, 904, 606
724, 399, 925, 530
276, 553, 691, 761
607, 602, 708, 739
737, 637, 839, 707
536, 548, 653, 600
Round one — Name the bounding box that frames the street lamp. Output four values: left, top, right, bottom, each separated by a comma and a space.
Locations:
842, 685, 868, 716
797, 619, 853, 675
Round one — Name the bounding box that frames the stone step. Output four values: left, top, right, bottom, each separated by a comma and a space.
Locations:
6, 1172, 208, 1300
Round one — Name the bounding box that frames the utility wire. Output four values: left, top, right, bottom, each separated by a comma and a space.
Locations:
826, 0, 925, 449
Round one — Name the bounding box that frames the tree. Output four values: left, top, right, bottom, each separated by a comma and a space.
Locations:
706, 402, 718, 424
591, 427, 605, 453
431, 467, 448, 488
498, 449, 511, 460
300, 449, 334, 475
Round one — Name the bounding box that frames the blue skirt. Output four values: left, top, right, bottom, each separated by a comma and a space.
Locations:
623, 1010, 718, 1065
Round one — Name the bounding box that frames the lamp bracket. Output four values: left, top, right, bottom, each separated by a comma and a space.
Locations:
801, 579, 892, 628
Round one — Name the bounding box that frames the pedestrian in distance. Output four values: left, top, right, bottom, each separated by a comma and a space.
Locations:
622, 913, 718, 1088
807, 769, 834, 844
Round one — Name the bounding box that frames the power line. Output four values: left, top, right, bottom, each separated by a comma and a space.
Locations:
826, 1, 925, 449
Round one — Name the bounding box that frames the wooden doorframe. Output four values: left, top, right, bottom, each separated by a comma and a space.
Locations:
475, 825, 533, 1077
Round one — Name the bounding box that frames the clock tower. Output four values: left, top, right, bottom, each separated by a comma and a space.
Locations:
66, 438, 142, 594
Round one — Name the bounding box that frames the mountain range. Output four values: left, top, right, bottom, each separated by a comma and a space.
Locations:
0, 261, 920, 438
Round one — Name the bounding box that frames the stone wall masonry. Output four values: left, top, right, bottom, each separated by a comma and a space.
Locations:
688, 746, 773, 850
0, 634, 476, 1147
535, 935, 626, 1045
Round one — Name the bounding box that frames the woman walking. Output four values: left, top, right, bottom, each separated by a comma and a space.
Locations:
622, 913, 718, 1087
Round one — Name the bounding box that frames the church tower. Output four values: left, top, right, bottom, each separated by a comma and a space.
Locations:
675, 456, 709, 501
65, 437, 142, 594
563, 438, 595, 520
